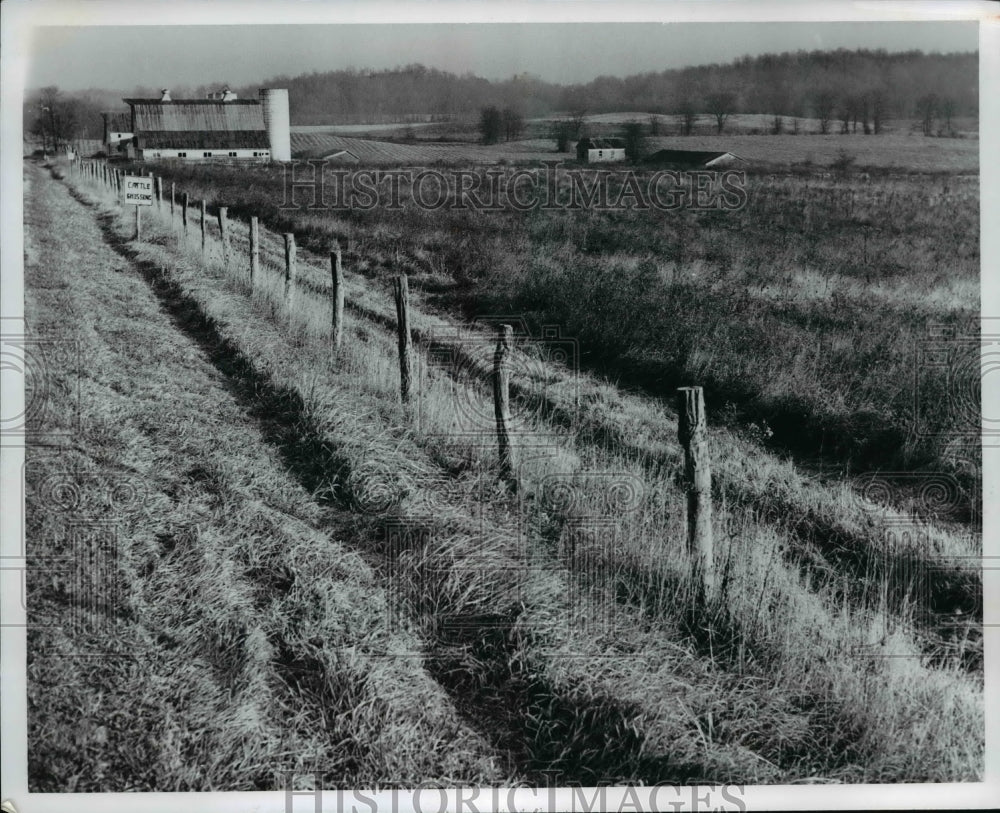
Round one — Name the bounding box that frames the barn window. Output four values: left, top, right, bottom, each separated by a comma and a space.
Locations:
598, 150, 603, 157
178, 152, 187, 157
229, 151, 237, 157
203, 152, 212, 157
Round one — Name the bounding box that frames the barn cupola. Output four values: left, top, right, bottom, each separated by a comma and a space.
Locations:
159, 88, 171, 103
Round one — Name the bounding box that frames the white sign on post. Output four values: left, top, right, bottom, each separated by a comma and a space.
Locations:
123, 175, 154, 206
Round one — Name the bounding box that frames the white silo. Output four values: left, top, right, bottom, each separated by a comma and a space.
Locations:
259, 88, 291, 162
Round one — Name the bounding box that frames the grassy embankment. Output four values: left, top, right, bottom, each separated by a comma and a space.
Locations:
35, 156, 983, 785
24, 162, 511, 790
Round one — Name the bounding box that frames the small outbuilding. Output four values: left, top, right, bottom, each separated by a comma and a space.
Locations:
102, 112, 133, 157
576, 137, 627, 164
642, 149, 744, 169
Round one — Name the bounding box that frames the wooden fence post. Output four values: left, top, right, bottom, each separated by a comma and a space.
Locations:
283, 233, 297, 315
200, 200, 207, 258
182, 192, 189, 236
393, 274, 412, 403
170, 182, 175, 218
677, 386, 714, 597
155, 176, 163, 211
494, 324, 515, 485
330, 242, 344, 351
249, 216, 259, 284
134, 206, 141, 241
218, 206, 230, 266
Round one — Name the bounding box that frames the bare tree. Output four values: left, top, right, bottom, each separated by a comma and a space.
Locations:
813, 89, 837, 135
553, 119, 574, 152
32, 86, 79, 151
501, 108, 524, 141
939, 96, 956, 135
915, 93, 938, 136
479, 105, 503, 144
870, 88, 888, 135
860, 91, 872, 134
675, 97, 698, 136
705, 90, 736, 134
838, 95, 854, 134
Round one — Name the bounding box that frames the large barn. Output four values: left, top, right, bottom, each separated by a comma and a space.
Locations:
113, 88, 291, 162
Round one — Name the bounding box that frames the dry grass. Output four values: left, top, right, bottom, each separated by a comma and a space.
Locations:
24, 162, 510, 790
30, 157, 982, 785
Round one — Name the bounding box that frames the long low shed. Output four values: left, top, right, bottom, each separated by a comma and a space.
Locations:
642, 149, 745, 168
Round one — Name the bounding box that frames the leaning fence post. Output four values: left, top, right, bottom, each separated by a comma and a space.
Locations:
200, 199, 207, 258
494, 324, 516, 485
170, 182, 176, 219
677, 386, 714, 597
393, 274, 412, 403
283, 233, 297, 315
249, 216, 260, 284
155, 176, 163, 211
182, 192, 189, 236
330, 242, 344, 351
218, 206, 230, 266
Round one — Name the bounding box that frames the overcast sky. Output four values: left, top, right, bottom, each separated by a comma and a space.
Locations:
26, 20, 978, 91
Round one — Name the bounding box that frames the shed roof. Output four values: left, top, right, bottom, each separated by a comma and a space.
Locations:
321, 150, 360, 162
136, 130, 270, 150
124, 99, 265, 132
643, 149, 743, 167
102, 112, 132, 132
578, 137, 627, 149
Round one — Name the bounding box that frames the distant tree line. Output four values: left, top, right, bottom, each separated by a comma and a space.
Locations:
246, 49, 976, 128
25, 48, 978, 149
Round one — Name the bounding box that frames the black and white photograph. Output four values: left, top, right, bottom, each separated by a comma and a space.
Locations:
1, 1, 997, 810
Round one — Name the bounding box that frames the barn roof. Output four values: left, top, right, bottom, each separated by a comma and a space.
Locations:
124, 99, 265, 132
642, 149, 743, 167
123, 98, 261, 106
136, 130, 270, 150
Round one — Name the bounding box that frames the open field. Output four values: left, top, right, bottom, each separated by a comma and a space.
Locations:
290, 132, 565, 164
24, 151, 983, 788
141, 138, 981, 514
287, 130, 979, 173
645, 133, 979, 172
